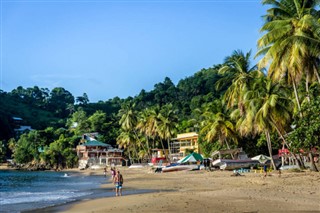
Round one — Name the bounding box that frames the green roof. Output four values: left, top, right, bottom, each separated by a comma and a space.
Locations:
83, 140, 110, 147
178, 152, 203, 164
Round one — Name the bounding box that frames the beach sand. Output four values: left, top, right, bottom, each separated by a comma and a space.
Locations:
61, 168, 320, 213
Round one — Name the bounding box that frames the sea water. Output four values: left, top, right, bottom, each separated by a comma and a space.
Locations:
0, 170, 107, 213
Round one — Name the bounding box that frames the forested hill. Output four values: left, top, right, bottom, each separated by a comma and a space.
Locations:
0, 64, 223, 143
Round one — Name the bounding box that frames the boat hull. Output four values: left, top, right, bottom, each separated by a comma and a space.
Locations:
162, 164, 198, 173
212, 159, 260, 170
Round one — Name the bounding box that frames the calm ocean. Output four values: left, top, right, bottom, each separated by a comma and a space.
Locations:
0, 170, 108, 213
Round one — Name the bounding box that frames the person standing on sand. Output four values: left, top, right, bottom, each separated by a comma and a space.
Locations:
197, 160, 201, 170
113, 170, 124, 196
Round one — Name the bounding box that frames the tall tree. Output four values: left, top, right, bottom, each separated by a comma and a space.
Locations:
201, 112, 238, 153
136, 109, 153, 159
76, 93, 89, 105
287, 96, 320, 172
216, 50, 264, 110
257, 0, 320, 111
118, 101, 137, 131
117, 130, 138, 163
157, 104, 178, 160
245, 77, 293, 169
48, 87, 75, 117
67, 108, 90, 135
142, 106, 163, 151
118, 101, 141, 162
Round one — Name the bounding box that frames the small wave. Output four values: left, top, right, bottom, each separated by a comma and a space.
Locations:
62, 173, 71, 178
0, 190, 91, 205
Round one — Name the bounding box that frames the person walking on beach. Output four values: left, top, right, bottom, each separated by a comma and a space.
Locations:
110, 167, 116, 181
103, 166, 107, 178
263, 164, 268, 177
113, 170, 124, 196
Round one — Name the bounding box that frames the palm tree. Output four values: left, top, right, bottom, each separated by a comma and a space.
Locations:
216, 50, 264, 110
136, 105, 171, 159
157, 104, 178, 160
136, 109, 152, 159
244, 77, 293, 170
257, 0, 320, 111
143, 106, 165, 151
117, 130, 138, 164
118, 101, 145, 162
118, 101, 137, 131
200, 111, 238, 156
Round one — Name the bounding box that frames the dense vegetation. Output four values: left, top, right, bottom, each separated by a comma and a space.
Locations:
0, 0, 319, 171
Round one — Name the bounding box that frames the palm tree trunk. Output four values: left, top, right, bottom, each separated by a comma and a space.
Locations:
298, 154, 307, 168
265, 130, 276, 170
224, 139, 234, 159
131, 142, 139, 163
127, 147, 133, 164
313, 64, 320, 85
306, 72, 310, 103
159, 139, 168, 162
167, 138, 172, 161
271, 121, 302, 169
133, 130, 144, 160
146, 137, 151, 161
292, 78, 302, 117
309, 152, 319, 172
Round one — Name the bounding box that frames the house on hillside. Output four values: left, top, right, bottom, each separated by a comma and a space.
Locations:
76, 133, 126, 169
170, 132, 200, 161
12, 116, 33, 138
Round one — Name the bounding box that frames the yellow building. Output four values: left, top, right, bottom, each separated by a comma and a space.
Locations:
171, 132, 200, 160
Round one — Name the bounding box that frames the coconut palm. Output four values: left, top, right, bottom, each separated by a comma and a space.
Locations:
118, 101, 137, 131
200, 111, 238, 154
117, 130, 139, 163
257, 0, 320, 111
244, 77, 293, 170
157, 104, 178, 160
118, 101, 146, 162
136, 109, 152, 159
142, 106, 163, 150
216, 50, 264, 110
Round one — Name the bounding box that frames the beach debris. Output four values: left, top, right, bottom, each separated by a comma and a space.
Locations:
231, 172, 243, 177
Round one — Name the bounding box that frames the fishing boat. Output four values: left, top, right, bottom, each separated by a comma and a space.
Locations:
211, 148, 260, 170
212, 158, 260, 170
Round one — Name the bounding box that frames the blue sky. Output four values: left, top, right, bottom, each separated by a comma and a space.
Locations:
1, 0, 266, 102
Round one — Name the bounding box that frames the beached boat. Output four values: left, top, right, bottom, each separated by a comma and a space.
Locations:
149, 149, 169, 166
212, 158, 260, 170
161, 152, 203, 173
128, 163, 149, 169
161, 163, 198, 173
211, 148, 260, 170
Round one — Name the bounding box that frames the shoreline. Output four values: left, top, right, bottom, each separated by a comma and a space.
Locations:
59, 168, 320, 213
15, 167, 156, 213
2, 165, 320, 212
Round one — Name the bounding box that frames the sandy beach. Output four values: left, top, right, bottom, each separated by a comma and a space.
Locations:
61, 168, 320, 213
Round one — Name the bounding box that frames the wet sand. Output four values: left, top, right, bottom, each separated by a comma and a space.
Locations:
61, 167, 320, 213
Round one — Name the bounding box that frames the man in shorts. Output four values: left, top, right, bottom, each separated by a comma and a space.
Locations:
113, 170, 124, 196
263, 164, 268, 177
